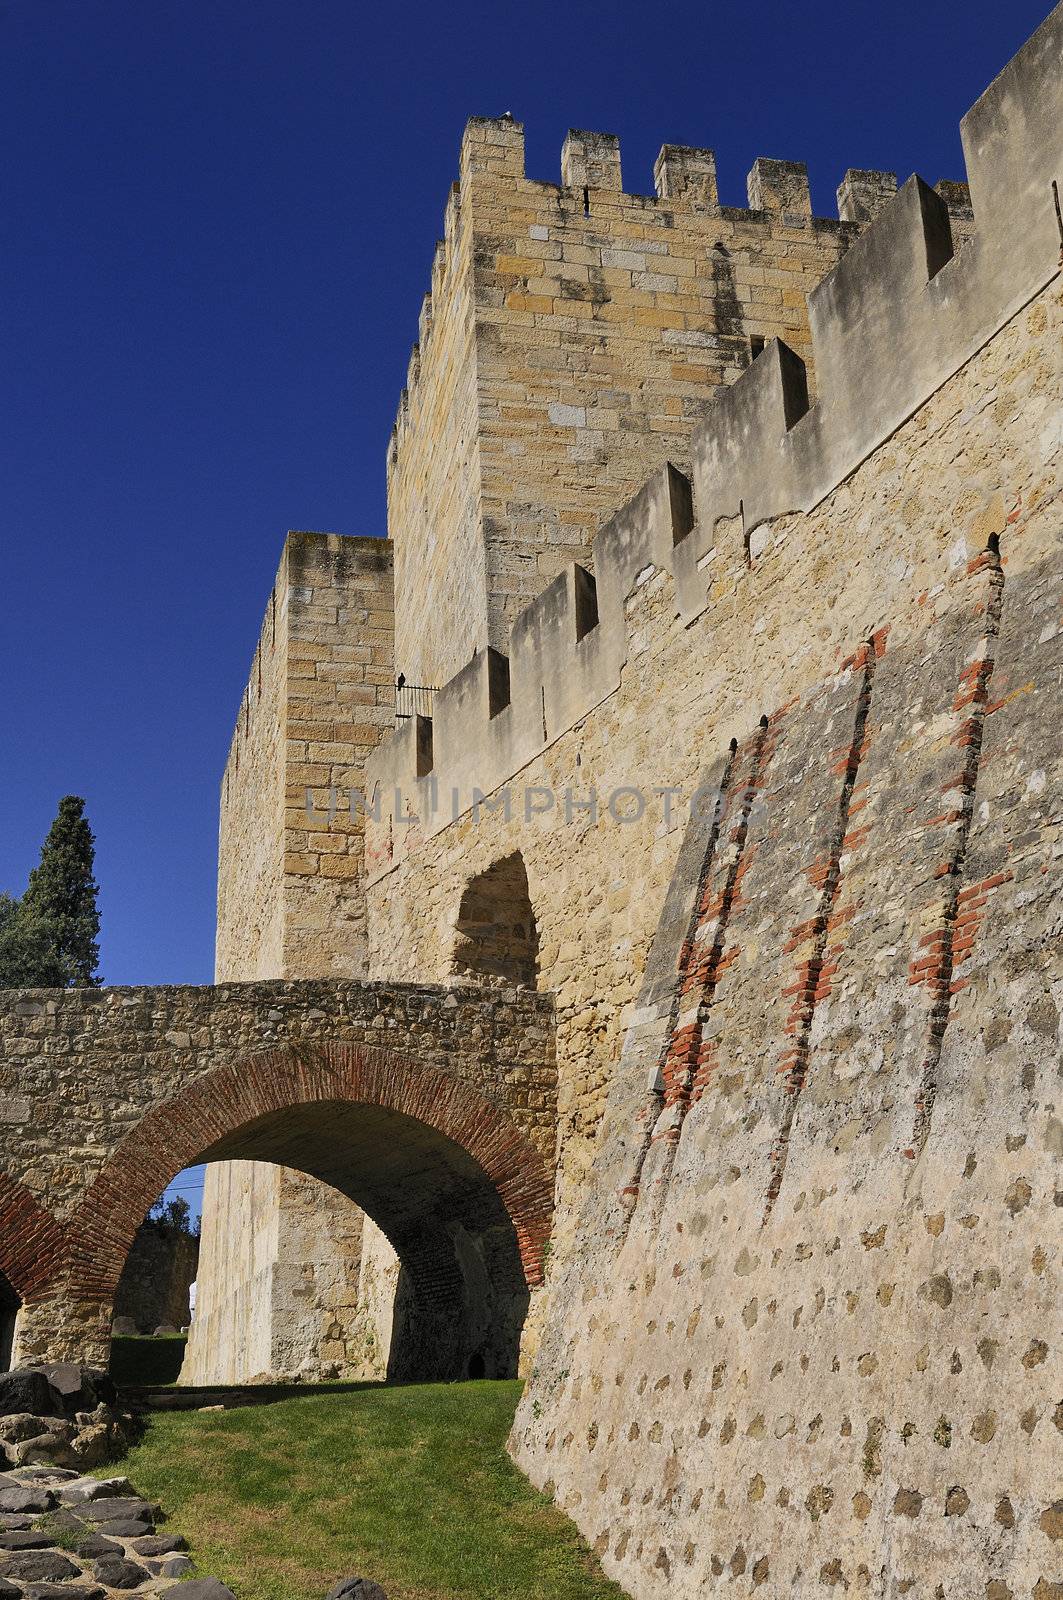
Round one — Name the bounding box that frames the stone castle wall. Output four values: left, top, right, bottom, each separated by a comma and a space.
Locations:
183, 1163, 388, 1384
385, 172, 487, 695
386, 118, 977, 689
216, 528, 395, 984
371, 279, 1061, 1600
0, 980, 556, 1375
358, 9, 1063, 1592
112, 1216, 198, 1335
202, 531, 396, 1387
0, 8, 1050, 1594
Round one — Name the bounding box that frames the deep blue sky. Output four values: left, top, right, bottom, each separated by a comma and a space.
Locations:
0, 0, 1051, 997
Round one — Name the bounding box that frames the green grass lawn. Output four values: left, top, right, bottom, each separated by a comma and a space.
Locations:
117, 1381, 625, 1600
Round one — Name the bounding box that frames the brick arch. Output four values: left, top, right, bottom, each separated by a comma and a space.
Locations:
0, 1172, 67, 1304
65, 1040, 553, 1306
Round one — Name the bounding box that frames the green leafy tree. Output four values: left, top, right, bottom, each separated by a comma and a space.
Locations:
148, 1194, 201, 1241
0, 797, 101, 988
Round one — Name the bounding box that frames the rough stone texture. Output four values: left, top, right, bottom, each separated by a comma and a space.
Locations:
2, 9, 1062, 1599
216, 531, 396, 985
325, 1578, 388, 1600
184, 1164, 395, 1385
196, 94, 970, 1395
364, 11, 1063, 1593
112, 1217, 198, 1336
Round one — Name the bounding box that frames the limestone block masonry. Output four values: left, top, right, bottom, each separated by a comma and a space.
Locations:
387, 117, 971, 689
216, 529, 395, 983
204, 530, 396, 1388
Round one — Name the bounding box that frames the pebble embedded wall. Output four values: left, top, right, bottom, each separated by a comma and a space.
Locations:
387, 118, 974, 689
359, 14, 1063, 1573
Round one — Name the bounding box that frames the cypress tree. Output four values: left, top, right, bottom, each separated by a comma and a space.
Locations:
0, 797, 102, 987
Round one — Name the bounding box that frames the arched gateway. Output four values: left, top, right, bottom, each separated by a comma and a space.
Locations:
0, 980, 555, 1378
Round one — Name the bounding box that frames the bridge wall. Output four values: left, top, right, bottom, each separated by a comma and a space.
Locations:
0, 980, 555, 1373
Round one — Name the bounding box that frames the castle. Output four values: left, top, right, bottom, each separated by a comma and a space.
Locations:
0, 6, 1060, 1597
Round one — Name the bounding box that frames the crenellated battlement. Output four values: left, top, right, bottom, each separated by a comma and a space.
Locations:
384, 99, 978, 692
368, 0, 1062, 879
386, 118, 974, 464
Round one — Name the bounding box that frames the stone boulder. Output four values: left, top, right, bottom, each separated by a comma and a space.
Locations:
58, 1474, 133, 1504
0, 1530, 52, 1550
0, 1485, 55, 1515
325, 1579, 389, 1600
162, 1555, 195, 1577
0, 1548, 82, 1582
0, 1373, 62, 1421
0, 1414, 48, 1448
37, 1366, 117, 1415
93, 1554, 151, 1589
74, 1534, 122, 1559
79, 1495, 157, 1525
8, 1418, 77, 1469
26, 1586, 105, 1600
132, 1533, 187, 1555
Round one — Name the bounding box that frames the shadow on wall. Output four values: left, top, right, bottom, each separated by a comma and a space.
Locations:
453, 852, 540, 987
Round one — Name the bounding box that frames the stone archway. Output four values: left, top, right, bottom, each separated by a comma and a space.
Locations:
60, 1041, 552, 1381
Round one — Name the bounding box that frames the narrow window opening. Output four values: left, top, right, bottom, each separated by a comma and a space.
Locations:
582, 185, 590, 217
750, 335, 766, 361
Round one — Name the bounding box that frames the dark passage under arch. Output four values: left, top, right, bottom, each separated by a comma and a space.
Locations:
193, 1101, 530, 1381
64, 1042, 553, 1384
0, 1270, 19, 1372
